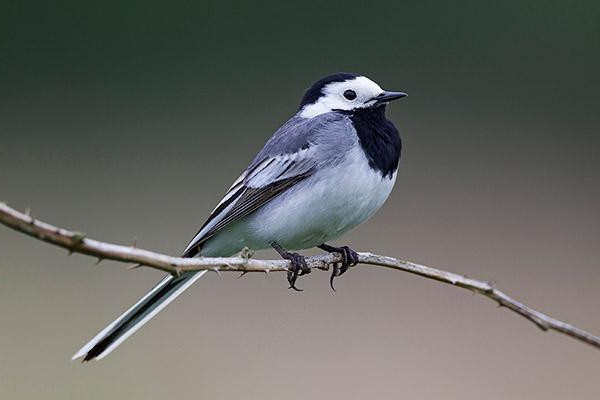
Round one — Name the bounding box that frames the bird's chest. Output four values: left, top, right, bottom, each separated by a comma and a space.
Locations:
262, 146, 396, 248
316, 147, 397, 234
249, 146, 397, 250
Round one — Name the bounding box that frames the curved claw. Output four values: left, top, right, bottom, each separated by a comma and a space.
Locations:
329, 263, 340, 291
288, 281, 304, 292
271, 242, 310, 291
288, 259, 309, 290
318, 244, 359, 290
337, 246, 359, 276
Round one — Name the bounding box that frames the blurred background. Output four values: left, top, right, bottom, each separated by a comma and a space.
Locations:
1, 1, 599, 399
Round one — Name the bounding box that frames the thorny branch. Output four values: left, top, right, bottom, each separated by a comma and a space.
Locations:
1, 202, 599, 350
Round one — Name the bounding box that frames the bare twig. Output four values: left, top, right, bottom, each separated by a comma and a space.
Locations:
1, 202, 599, 350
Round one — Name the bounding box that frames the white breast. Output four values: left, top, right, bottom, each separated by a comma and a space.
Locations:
247, 146, 397, 250
199, 146, 398, 257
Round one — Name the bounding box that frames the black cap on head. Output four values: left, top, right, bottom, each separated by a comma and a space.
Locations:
299, 72, 361, 108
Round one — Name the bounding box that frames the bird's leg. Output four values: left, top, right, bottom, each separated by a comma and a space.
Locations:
318, 243, 359, 290
270, 242, 310, 291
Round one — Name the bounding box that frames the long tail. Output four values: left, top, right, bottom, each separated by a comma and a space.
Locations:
72, 270, 207, 361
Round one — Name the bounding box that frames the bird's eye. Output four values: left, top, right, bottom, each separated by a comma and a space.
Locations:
343, 90, 357, 101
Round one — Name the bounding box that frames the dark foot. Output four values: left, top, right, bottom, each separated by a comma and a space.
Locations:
318, 243, 359, 290
270, 242, 310, 291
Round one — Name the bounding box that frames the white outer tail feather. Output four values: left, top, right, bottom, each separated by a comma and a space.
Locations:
72, 270, 207, 361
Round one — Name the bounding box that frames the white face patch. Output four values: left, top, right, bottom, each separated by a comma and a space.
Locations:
299, 76, 384, 118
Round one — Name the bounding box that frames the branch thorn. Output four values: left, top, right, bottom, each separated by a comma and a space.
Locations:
0, 202, 599, 351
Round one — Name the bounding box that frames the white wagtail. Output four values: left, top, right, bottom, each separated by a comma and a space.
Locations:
73, 72, 407, 361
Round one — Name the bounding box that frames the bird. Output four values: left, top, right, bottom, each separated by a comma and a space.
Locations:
72, 72, 407, 361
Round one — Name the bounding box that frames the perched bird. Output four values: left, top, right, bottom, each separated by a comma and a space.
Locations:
73, 72, 407, 361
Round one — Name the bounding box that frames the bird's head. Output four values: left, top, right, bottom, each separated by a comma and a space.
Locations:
298, 72, 407, 118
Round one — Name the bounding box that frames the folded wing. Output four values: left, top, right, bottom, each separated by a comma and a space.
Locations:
182, 112, 353, 257
182, 149, 316, 257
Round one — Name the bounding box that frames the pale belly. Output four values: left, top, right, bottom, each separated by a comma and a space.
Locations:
200, 148, 397, 256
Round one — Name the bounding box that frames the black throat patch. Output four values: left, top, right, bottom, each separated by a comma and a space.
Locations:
341, 105, 401, 179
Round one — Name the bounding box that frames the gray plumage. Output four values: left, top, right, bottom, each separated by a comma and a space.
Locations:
185, 112, 356, 257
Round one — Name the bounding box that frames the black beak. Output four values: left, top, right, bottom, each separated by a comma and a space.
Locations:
373, 91, 408, 104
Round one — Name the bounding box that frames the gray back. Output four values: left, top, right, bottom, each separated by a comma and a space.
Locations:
247, 112, 358, 173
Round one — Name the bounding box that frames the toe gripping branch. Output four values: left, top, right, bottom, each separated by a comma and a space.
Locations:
270, 242, 359, 291
318, 244, 359, 290
270, 242, 311, 291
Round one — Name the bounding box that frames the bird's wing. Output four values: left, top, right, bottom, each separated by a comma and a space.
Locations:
182, 112, 354, 257
182, 151, 316, 257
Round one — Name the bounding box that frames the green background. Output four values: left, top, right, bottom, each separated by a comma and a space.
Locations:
1, 1, 599, 398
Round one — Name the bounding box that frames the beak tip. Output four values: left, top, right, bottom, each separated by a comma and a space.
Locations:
375, 91, 408, 103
